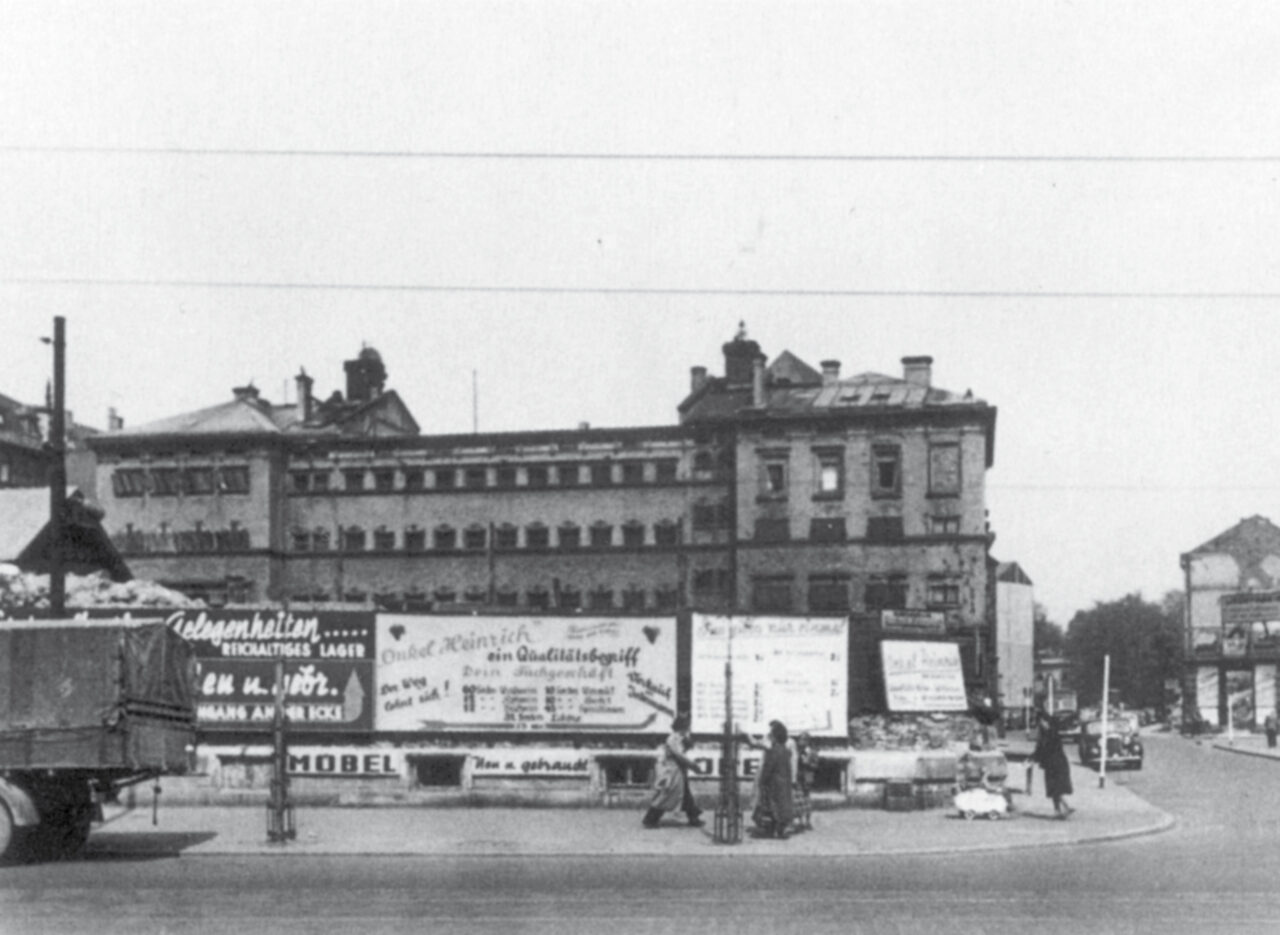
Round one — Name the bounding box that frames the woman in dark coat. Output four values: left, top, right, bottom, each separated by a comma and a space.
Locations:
751, 720, 796, 839
1031, 712, 1074, 819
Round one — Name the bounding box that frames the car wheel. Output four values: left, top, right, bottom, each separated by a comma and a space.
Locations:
962, 810, 976, 821
986, 810, 1002, 821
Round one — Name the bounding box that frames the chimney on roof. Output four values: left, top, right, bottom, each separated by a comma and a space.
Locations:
722, 322, 762, 387
820, 359, 841, 386
751, 353, 766, 407
107, 407, 124, 431
295, 368, 314, 423
344, 344, 387, 404
232, 383, 259, 403
690, 366, 708, 394
902, 356, 933, 388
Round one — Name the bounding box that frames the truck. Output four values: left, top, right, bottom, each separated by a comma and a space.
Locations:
0, 617, 197, 862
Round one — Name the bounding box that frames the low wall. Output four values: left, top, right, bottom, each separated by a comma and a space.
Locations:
145, 743, 1007, 812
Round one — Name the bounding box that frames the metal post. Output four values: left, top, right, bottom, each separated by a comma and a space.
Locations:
48, 316, 66, 617
267, 659, 296, 842
713, 618, 741, 844
1099, 654, 1110, 789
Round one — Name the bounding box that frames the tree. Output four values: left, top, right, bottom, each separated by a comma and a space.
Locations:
1034, 603, 1065, 657
1064, 593, 1182, 710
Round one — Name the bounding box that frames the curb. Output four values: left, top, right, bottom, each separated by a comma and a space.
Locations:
1212, 742, 1280, 761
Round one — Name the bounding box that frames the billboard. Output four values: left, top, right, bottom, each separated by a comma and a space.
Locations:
690, 614, 847, 737
881, 639, 967, 711
375, 615, 676, 732
166, 609, 375, 731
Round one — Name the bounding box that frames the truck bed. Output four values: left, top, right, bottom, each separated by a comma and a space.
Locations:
0, 618, 196, 775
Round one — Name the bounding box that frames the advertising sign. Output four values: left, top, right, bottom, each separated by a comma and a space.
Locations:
1197, 666, 1219, 725
470, 748, 593, 778
690, 614, 847, 737
375, 615, 676, 732
881, 639, 967, 711
167, 609, 375, 731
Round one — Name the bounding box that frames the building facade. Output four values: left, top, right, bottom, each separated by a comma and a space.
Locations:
994, 561, 1035, 715
1181, 515, 1280, 729
87, 328, 999, 686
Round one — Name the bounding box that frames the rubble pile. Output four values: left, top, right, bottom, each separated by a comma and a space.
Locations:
847, 713, 984, 751
0, 569, 204, 611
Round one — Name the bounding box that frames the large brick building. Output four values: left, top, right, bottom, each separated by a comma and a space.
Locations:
87, 327, 999, 682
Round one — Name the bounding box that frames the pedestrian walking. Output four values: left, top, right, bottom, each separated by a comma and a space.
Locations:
1030, 710, 1074, 819
1266, 711, 1277, 749
749, 720, 796, 839
641, 714, 704, 829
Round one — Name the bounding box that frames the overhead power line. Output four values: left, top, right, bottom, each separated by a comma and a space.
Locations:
4, 145, 1280, 163
5, 277, 1280, 299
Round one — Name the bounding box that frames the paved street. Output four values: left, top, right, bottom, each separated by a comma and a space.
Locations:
4, 733, 1280, 934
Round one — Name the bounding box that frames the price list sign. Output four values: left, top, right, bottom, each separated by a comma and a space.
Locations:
690, 614, 847, 737
375, 614, 676, 732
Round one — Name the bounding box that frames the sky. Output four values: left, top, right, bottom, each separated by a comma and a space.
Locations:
4, 1, 1280, 625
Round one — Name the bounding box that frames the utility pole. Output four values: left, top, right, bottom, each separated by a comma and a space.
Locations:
48, 316, 67, 617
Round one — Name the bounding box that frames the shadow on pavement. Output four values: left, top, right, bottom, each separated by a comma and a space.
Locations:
84, 831, 219, 859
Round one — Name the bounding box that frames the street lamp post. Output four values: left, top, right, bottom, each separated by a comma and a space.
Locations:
47, 316, 67, 617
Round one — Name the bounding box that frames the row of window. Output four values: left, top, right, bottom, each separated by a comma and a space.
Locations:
112, 466, 251, 498
756, 515, 963, 543
290, 459, 680, 494
291, 520, 683, 553
745, 573, 962, 614
289, 584, 681, 612
757, 442, 963, 501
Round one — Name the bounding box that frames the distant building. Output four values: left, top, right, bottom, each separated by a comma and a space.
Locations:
994, 561, 1035, 713
0, 389, 100, 492
1181, 515, 1280, 729
86, 327, 1001, 692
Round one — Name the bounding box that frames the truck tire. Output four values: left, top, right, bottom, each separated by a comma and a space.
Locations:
26, 780, 94, 862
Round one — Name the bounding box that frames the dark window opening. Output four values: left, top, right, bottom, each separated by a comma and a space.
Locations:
342, 528, 366, 551
528, 465, 549, 488
495, 524, 519, 548
655, 460, 678, 483
435, 468, 456, 489
590, 523, 613, 548
872, 445, 901, 498
752, 577, 794, 613
150, 468, 181, 496
866, 516, 904, 541
496, 465, 517, 488
527, 588, 551, 610
808, 575, 850, 613
654, 521, 679, 547
344, 470, 365, 492
655, 587, 679, 611
404, 469, 425, 491
754, 517, 790, 542
465, 467, 487, 489
622, 587, 646, 612
526, 524, 550, 549
865, 575, 908, 611
464, 526, 488, 550
373, 528, 396, 551
809, 517, 847, 543
559, 524, 581, 549
622, 522, 645, 547
434, 526, 457, 550
621, 462, 644, 484
374, 470, 395, 492
405, 528, 426, 552
558, 464, 580, 486
414, 755, 465, 788
588, 588, 614, 610
184, 467, 215, 495
591, 462, 613, 486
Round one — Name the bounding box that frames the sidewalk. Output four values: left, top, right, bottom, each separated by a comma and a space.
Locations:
85, 762, 1172, 859
1212, 733, 1280, 761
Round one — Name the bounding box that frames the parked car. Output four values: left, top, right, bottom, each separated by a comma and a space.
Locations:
1050, 710, 1081, 743
1079, 715, 1143, 770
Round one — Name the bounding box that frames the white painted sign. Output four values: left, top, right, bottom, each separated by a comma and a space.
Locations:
469, 748, 593, 777
881, 640, 967, 711
375, 615, 676, 732
690, 614, 847, 737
